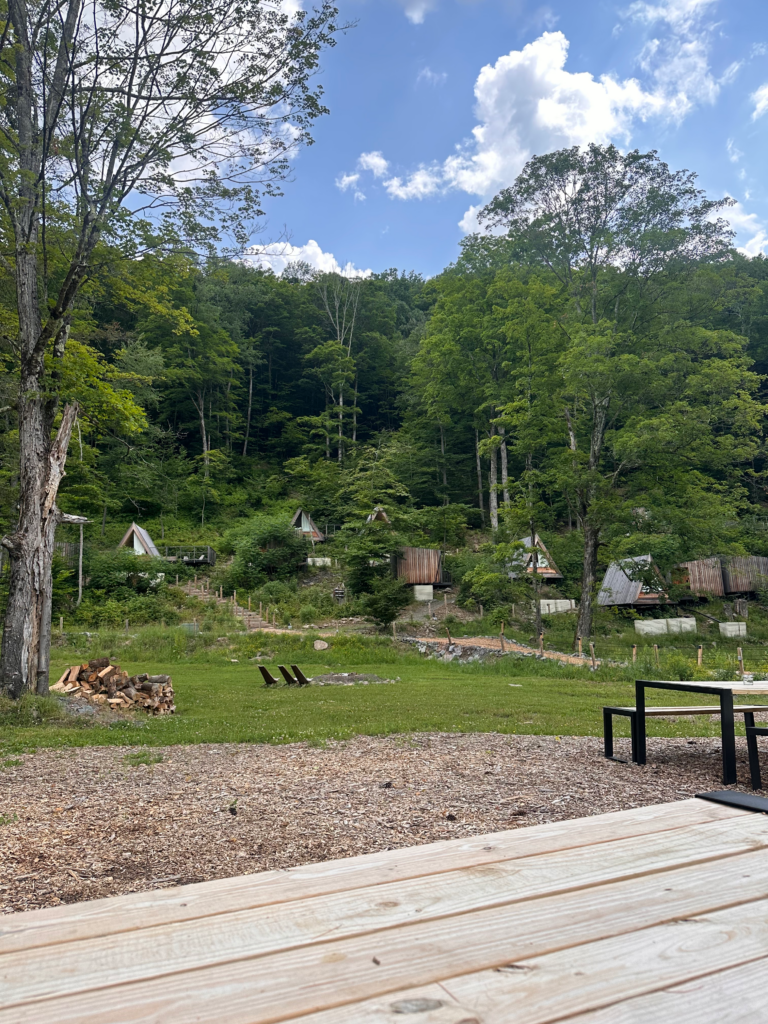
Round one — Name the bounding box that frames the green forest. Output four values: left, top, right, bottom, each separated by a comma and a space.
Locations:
3, 144, 768, 641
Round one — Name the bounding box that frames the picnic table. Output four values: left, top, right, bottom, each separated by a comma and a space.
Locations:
635, 679, 768, 784
2, 794, 768, 1022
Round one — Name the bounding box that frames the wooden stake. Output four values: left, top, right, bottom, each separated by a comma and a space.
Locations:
59, 616, 63, 633
124, 619, 129, 632
176, 574, 179, 585
539, 632, 544, 656
479, 603, 484, 618
447, 626, 452, 644
577, 636, 582, 657
737, 646, 745, 676
259, 601, 263, 617
248, 596, 251, 611
589, 642, 596, 669
499, 622, 505, 652
698, 645, 703, 667
194, 574, 197, 584
632, 644, 637, 663
653, 644, 659, 667
443, 593, 448, 614
392, 620, 397, 639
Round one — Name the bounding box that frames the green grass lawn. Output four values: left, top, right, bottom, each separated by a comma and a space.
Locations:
1, 654, 759, 754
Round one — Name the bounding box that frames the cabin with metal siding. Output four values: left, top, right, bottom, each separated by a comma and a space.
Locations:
597, 554, 668, 607
395, 547, 443, 585
721, 556, 768, 594
678, 557, 725, 597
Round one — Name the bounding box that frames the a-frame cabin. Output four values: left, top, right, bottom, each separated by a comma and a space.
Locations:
509, 534, 563, 581
118, 522, 161, 558
291, 508, 325, 542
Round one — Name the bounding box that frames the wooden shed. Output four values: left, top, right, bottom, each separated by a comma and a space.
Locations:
117, 523, 161, 558
721, 556, 768, 594
395, 547, 444, 585
291, 508, 325, 542
597, 554, 668, 607
678, 557, 725, 597
508, 535, 563, 581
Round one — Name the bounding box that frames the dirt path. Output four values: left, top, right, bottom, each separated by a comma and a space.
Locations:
0, 733, 750, 914
404, 635, 596, 666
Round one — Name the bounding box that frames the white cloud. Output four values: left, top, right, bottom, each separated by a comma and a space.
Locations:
393, 0, 438, 23
417, 67, 448, 86
358, 0, 732, 232
247, 240, 372, 278
335, 172, 360, 191
722, 199, 768, 257
751, 83, 768, 120
726, 138, 743, 163
358, 151, 390, 177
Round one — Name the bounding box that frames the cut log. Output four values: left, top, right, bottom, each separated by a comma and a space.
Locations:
50, 682, 66, 692
66, 666, 80, 683
147, 675, 171, 685
54, 669, 69, 687
97, 665, 113, 680
88, 657, 110, 670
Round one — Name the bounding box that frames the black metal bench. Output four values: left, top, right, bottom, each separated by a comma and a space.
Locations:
746, 725, 768, 789
604, 704, 765, 763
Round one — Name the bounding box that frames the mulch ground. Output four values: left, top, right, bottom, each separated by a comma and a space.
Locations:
0, 732, 755, 914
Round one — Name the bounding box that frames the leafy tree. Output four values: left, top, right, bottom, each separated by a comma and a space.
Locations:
360, 575, 411, 629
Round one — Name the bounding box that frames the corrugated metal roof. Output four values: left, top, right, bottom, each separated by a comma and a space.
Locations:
118, 522, 160, 558
598, 555, 666, 606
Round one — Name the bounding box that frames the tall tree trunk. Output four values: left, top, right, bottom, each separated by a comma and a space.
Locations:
242, 363, 253, 457
475, 428, 485, 525
439, 423, 448, 504
194, 391, 209, 478
576, 521, 600, 641
489, 426, 498, 531
337, 387, 343, 464
1, 403, 78, 698
352, 375, 358, 443
499, 426, 509, 505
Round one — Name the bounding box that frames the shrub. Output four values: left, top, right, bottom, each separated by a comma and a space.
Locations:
223, 516, 307, 591
360, 576, 411, 628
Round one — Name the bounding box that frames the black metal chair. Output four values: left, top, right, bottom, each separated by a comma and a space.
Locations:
278, 665, 298, 685
746, 725, 768, 789
258, 666, 281, 687
291, 665, 312, 686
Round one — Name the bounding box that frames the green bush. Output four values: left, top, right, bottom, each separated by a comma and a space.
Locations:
360, 576, 411, 628
222, 516, 307, 591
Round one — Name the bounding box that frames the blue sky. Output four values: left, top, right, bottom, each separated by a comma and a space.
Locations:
255, 0, 768, 278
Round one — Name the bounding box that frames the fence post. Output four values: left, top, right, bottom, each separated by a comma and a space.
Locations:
124, 619, 129, 632
500, 622, 505, 652
248, 596, 251, 612
632, 644, 637, 663
737, 646, 745, 676
59, 616, 63, 633
577, 636, 582, 657
698, 645, 703, 667
653, 644, 659, 667
539, 632, 544, 656
589, 642, 596, 669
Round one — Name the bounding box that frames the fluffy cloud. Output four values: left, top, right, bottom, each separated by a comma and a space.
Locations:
358, 151, 390, 177
247, 240, 372, 278
751, 83, 768, 120
357, 0, 731, 230
393, 0, 438, 23
335, 172, 360, 191
722, 200, 768, 257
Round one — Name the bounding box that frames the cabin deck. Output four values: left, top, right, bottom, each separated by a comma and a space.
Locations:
1, 796, 767, 1022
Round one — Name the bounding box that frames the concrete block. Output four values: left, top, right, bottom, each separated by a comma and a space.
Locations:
719, 621, 747, 638
667, 617, 697, 634
414, 585, 434, 602
540, 599, 576, 615
307, 557, 332, 567
635, 619, 668, 636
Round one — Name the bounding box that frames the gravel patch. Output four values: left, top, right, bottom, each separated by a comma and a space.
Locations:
0, 732, 755, 915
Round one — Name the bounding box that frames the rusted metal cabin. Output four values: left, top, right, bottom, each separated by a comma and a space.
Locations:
395, 547, 446, 586
508, 535, 563, 581
678, 556, 768, 596
598, 555, 668, 607
291, 508, 325, 542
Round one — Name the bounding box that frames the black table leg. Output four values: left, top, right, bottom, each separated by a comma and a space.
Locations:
720, 690, 736, 785
603, 708, 613, 759
635, 680, 646, 765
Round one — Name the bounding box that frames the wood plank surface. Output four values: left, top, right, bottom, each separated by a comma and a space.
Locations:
566, 957, 768, 1024
0, 798, 740, 955
1, 812, 766, 1010
3, 844, 767, 1024
295, 898, 768, 1024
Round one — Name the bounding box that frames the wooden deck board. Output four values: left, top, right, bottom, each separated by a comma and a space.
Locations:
0, 797, 738, 955
1, 798, 765, 1024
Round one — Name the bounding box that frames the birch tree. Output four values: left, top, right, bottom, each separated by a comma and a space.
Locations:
0, 0, 341, 697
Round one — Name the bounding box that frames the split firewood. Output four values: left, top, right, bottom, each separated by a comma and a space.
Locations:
50, 660, 175, 715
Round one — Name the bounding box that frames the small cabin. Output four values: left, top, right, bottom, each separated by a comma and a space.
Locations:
366, 506, 391, 524
395, 547, 445, 586
598, 555, 667, 607
508, 535, 563, 581
118, 522, 161, 558
678, 555, 768, 597
291, 508, 325, 542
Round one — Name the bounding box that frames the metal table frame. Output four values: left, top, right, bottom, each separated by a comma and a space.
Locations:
635, 679, 760, 785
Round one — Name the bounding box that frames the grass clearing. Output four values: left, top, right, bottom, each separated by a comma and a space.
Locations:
0, 651, 761, 753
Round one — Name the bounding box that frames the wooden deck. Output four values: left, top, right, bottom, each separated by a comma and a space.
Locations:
2, 797, 768, 1022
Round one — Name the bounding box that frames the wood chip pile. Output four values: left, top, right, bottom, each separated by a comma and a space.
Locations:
50, 658, 175, 715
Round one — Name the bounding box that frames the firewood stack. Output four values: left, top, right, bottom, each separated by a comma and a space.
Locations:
50, 658, 175, 715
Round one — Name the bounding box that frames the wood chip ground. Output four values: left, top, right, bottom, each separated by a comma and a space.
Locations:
0, 733, 756, 914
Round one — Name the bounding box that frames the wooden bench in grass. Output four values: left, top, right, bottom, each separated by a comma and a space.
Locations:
603, 704, 768, 762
